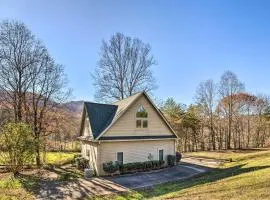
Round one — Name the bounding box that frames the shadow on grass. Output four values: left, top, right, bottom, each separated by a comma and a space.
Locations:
16, 166, 128, 200
138, 163, 270, 199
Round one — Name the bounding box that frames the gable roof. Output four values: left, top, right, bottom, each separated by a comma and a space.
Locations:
79, 92, 177, 141
84, 102, 118, 139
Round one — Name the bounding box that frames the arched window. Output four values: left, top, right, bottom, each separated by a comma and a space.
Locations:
136, 105, 148, 118
136, 105, 148, 128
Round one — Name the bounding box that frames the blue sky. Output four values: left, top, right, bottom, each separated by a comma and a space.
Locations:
1, 0, 270, 104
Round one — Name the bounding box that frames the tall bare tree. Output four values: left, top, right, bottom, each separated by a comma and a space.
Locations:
0, 20, 69, 165
218, 71, 244, 149
195, 79, 217, 150
0, 20, 44, 121
93, 32, 157, 102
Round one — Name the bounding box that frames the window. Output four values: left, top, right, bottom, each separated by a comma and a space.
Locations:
143, 120, 148, 128
159, 149, 164, 161
117, 152, 123, 165
136, 105, 148, 118
136, 105, 148, 128
136, 120, 142, 128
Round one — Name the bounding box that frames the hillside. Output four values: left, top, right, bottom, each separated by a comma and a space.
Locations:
64, 100, 84, 115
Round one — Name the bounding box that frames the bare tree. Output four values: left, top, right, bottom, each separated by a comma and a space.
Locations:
253, 95, 270, 147
195, 79, 217, 150
218, 71, 244, 149
0, 20, 44, 121
0, 20, 69, 165
93, 33, 157, 102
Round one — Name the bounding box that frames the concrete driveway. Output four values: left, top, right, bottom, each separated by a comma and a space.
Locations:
106, 162, 210, 189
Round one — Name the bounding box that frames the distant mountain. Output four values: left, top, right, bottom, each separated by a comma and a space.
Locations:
64, 100, 84, 115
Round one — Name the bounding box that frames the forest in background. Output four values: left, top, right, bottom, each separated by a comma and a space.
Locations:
161, 70, 270, 152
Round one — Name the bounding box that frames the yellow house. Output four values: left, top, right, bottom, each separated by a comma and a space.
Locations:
78, 92, 177, 176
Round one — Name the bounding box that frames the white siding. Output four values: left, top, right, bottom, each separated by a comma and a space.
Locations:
82, 112, 93, 139
98, 140, 175, 175
103, 95, 174, 137
81, 141, 99, 175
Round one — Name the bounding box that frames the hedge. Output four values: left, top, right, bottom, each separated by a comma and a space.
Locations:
167, 155, 176, 166
103, 161, 119, 174
103, 160, 165, 174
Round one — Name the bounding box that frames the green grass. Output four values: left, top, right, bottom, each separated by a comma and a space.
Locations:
0, 151, 78, 166
44, 152, 78, 166
0, 174, 35, 200
184, 149, 270, 161
98, 149, 270, 200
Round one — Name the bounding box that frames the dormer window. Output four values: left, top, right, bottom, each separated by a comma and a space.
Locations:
136, 105, 148, 128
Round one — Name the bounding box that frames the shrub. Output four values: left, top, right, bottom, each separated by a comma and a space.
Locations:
103, 161, 119, 174
167, 155, 176, 166
72, 154, 82, 165
74, 157, 89, 170
159, 160, 165, 166
0, 122, 36, 174
176, 152, 182, 163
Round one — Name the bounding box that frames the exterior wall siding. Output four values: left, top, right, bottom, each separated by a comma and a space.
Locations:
83, 113, 93, 137
103, 95, 174, 137
81, 141, 99, 175
98, 139, 176, 175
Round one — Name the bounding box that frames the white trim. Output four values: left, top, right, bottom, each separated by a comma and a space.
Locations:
143, 92, 177, 136
158, 148, 164, 161
99, 138, 176, 142
95, 93, 143, 140
116, 151, 124, 164
95, 92, 178, 141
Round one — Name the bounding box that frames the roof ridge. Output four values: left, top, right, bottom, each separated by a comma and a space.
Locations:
113, 91, 143, 105
84, 101, 115, 106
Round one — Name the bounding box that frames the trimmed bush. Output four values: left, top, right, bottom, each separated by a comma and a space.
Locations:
176, 152, 182, 163
103, 160, 166, 175
74, 157, 89, 170
103, 161, 119, 174
167, 155, 176, 166
117, 160, 165, 174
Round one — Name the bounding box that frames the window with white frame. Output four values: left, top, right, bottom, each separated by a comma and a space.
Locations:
136, 105, 148, 128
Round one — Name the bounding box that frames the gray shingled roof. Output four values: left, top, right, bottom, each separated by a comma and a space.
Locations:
84, 102, 118, 139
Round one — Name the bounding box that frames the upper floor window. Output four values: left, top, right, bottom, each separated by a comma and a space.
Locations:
136, 105, 148, 118
136, 105, 148, 128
